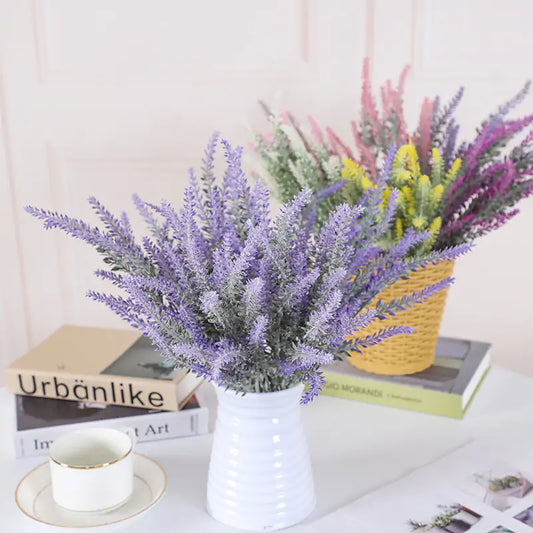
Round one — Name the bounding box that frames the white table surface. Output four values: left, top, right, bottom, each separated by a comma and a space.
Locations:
2, 366, 533, 532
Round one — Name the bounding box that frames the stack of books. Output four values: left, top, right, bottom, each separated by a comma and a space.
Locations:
5, 325, 208, 458
321, 336, 491, 418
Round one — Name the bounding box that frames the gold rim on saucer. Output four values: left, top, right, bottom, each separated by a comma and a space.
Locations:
14, 454, 167, 528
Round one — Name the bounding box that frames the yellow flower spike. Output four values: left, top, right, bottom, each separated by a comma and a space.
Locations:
386, 143, 458, 250
394, 144, 411, 162
360, 175, 373, 190
419, 174, 431, 187
421, 217, 442, 250
394, 218, 403, 240
406, 141, 421, 175
379, 187, 391, 216
446, 158, 462, 183
412, 216, 426, 228
397, 170, 412, 183
393, 142, 421, 185
396, 190, 406, 210
428, 216, 442, 236
341, 158, 358, 180
451, 158, 461, 174
341, 158, 371, 188
392, 145, 410, 178
431, 147, 442, 165
430, 184, 444, 206
401, 185, 413, 206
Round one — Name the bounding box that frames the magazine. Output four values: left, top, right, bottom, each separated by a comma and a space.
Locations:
301, 441, 533, 532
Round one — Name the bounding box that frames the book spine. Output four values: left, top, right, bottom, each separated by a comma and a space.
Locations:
5, 369, 180, 411
321, 371, 464, 418
14, 407, 209, 458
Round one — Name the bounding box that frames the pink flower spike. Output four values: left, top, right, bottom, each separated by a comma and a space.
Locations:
326, 127, 355, 159
361, 57, 381, 140
351, 121, 377, 176
280, 110, 292, 125
397, 64, 410, 95
307, 115, 326, 147
380, 81, 394, 114
416, 98, 434, 171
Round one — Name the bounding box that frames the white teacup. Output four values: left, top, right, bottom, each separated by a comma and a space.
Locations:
49, 427, 136, 512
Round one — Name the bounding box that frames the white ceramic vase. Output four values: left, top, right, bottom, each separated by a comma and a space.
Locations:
206, 384, 315, 531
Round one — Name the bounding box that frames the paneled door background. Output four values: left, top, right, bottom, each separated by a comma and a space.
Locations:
2, 0, 533, 379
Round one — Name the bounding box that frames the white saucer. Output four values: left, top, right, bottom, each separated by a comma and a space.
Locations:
15, 453, 167, 528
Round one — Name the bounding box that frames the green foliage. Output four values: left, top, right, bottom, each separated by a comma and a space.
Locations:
253, 118, 345, 226
488, 475, 522, 492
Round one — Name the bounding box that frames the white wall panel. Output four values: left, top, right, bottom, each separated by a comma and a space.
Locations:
52, 151, 194, 326
1, 0, 66, 358
415, 0, 533, 80
0, 0, 370, 377
35, 0, 312, 81
2, 0, 533, 380
0, 87, 29, 367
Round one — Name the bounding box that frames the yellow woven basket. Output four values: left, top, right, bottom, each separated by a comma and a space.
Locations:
347, 260, 455, 375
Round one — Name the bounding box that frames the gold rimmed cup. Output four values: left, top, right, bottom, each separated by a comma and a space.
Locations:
49, 427, 136, 512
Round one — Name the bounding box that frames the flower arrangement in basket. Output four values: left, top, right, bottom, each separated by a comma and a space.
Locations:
475, 473, 533, 498
488, 475, 533, 497
26, 134, 467, 531
409, 504, 481, 532
253, 59, 533, 375
341, 142, 462, 373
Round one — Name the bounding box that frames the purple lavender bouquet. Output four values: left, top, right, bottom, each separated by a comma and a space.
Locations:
26, 134, 468, 402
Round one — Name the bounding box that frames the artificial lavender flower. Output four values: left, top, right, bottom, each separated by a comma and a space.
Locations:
438, 89, 533, 246
255, 61, 533, 250
26, 133, 468, 402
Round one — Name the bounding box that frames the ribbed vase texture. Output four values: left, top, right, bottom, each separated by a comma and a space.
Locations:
206, 384, 315, 531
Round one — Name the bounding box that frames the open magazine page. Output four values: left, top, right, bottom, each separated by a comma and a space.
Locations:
299, 441, 533, 533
